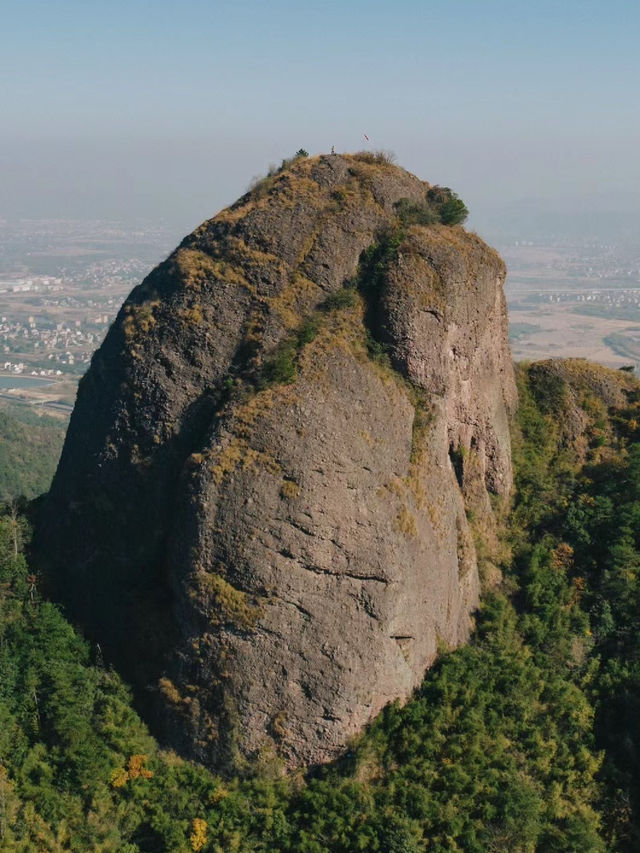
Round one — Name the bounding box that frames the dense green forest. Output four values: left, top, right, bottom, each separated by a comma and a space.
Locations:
0, 405, 65, 501
2, 360, 640, 851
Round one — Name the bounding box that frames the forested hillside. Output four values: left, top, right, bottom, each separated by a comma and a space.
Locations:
2, 360, 640, 851
0, 406, 65, 501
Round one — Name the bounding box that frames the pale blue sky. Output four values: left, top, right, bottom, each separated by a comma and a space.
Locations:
2, 0, 639, 236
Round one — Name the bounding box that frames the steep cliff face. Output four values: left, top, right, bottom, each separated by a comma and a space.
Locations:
37, 154, 516, 771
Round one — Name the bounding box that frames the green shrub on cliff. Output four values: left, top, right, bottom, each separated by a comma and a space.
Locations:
428, 186, 469, 225
395, 186, 469, 229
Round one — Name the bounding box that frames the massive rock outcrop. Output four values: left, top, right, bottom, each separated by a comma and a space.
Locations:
37, 154, 516, 771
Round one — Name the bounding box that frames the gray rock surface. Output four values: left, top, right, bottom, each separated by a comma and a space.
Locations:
37, 154, 516, 771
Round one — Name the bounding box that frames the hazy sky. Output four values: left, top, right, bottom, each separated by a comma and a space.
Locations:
2, 0, 639, 237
